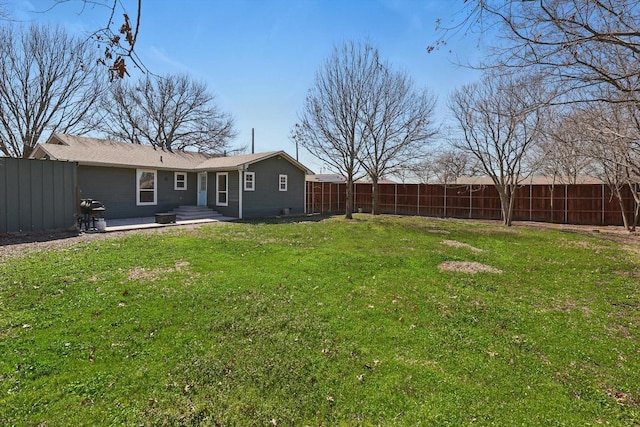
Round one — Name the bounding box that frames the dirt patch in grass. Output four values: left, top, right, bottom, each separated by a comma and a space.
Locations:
536, 299, 592, 316
441, 240, 483, 252
438, 261, 503, 274
604, 386, 640, 408
128, 261, 191, 281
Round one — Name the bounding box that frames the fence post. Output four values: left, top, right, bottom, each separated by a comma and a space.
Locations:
564, 184, 568, 223
312, 182, 315, 213
417, 183, 420, 216
529, 184, 533, 221
395, 183, 398, 214
469, 185, 473, 219
602, 183, 605, 225
444, 184, 447, 218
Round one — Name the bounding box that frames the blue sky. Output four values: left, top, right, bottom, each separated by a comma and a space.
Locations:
8, 0, 482, 172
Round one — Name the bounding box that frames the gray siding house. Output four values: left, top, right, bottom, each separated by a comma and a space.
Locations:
30, 133, 311, 220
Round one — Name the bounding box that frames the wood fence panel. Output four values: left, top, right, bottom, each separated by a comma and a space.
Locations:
473, 185, 501, 220
378, 183, 397, 214
603, 185, 635, 226
354, 183, 372, 213
395, 184, 419, 215
530, 185, 553, 222
567, 184, 601, 225
512, 186, 531, 221
305, 181, 637, 227
418, 184, 444, 217
443, 185, 470, 218
551, 185, 567, 223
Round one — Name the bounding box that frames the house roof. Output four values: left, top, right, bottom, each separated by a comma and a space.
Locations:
306, 174, 397, 184
30, 133, 312, 173
32, 133, 212, 170
306, 174, 347, 183
195, 150, 310, 173
455, 175, 604, 185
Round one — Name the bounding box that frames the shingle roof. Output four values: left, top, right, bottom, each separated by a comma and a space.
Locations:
195, 151, 282, 170
455, 175, 604, 185
33, 134, 212, 170
31, 133, 312, 173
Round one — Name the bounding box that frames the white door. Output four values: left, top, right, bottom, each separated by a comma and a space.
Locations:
216, 172, 228, 206
198, 172, 207, 206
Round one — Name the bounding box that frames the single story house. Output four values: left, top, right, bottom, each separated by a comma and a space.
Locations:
30, 133, 312, 220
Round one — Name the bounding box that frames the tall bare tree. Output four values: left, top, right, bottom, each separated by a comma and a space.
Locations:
98, 73, 236, 154
0, 24, 104, 158
292, 41, 380, 219
529, 108, 597, 185
434, 1, 640, 96
448, 72, 545, 226
359, 67, 438, 214
431, 148, 481, 185
402, 148, 480, 185
569, 100, 640, 230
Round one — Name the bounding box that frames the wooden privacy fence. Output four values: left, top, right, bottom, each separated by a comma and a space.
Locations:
305, 182, 638, 226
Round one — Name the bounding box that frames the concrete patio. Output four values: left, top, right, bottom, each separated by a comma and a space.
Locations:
99, 215, 237, 233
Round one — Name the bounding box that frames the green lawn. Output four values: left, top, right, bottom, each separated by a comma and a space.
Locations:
1, 215, 639, 426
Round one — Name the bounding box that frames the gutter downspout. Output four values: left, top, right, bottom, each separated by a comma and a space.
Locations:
304, 171, 309, 214
238, 165, 245, 219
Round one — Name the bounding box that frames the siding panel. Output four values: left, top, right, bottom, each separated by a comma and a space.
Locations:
0, 158, 77, 234
78, 166, 198, 219
242, 157, 306, 218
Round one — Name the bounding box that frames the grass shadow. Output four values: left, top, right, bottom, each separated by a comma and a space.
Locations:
0, 229, 81, 247
233, 213, 337, 225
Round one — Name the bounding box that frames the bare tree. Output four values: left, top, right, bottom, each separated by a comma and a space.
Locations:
402, 149, 480, 184
292, 41, 380, 219
529, 108, 597, 185
403, 161, 436, 184
0, 24, 104, 158
44, 0, 142, 79
434, 1, 640, 100
570, 100, 640, 230
98, 73, 237, 154
448, 72, 545, 226
523, 106, 599, 223
359, 67, 438, 214
431, 148, 481, 185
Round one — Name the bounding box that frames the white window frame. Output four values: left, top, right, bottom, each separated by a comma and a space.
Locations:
244, 171, 255, 191
174, 171, 187, 191
216, 172, 229, 206
136, 169, 157, 206
279, 174, 288, 192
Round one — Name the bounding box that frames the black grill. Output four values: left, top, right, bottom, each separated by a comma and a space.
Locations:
78, 199, 105, 231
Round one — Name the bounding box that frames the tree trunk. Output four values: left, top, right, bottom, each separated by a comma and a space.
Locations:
506, 186, 516, 227
345, 179, 354, 219
498, 185, 516, 227
22, 144, 34, 159
613, 185, 631, 231
371, 178, 379, 215
626, 183, 639, 232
